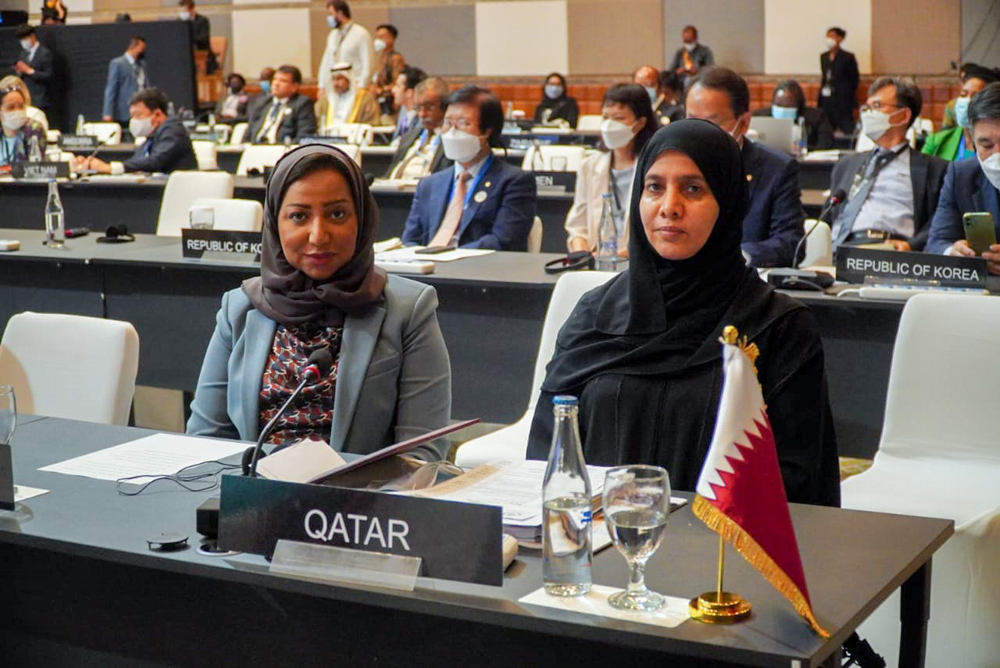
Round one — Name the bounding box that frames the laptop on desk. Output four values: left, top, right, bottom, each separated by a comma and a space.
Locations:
749, 117, 795, 154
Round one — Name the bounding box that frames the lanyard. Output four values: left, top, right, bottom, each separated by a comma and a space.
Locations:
448, 154, 493, 210
334, 23, 354, 62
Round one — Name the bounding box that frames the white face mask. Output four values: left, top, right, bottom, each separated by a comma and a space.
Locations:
179, 10, 191, 20
600, 118, 637, 150
825, 37, 838, 50
979, 152, 1000, 191
129, 115, 154, 139
373, 38, 387, 53
644, 87, 658, 104
860, 109, 903, 142
683, 42, 696, 51
1, 110, 27, 132
441, 128, 483, 163
19, 39, 31, 51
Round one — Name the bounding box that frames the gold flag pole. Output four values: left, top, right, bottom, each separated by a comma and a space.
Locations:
689, 326, 753, 625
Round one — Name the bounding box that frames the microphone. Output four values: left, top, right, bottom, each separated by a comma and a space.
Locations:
793, 188, 846, 270
243, 348, 335, 477
531, 137, 545, 171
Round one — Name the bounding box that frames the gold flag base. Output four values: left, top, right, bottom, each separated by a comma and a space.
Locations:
688, 591, 752, 624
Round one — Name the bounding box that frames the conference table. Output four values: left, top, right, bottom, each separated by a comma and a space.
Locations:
1, 415, 953, 666
0, 229, 912, 458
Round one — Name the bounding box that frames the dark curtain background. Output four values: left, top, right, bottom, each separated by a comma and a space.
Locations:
0, 20, 196, 131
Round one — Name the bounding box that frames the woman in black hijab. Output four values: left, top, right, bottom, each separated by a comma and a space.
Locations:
526, 120, 839, 506
188, 144, 451, 459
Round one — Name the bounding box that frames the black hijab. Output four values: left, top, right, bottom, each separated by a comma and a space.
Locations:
542, 119, 778, 392
243, 144, 387, 328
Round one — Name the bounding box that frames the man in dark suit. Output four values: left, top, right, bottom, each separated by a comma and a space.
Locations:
669, 25, 714, 90
103, 36, 148, 123
829, 78, 948, 253
246, 65, 316, 144
819, 27, 859, 135
391, 65, 426, 140
686, 67, 804, 267
178, 0, 216, 74
926, 82, 1000, 273
76, 88, 197, 174
13, 25, 54, 119
402, 85, 536, 251
386, 76, 451, 179
752, 79, 835, 150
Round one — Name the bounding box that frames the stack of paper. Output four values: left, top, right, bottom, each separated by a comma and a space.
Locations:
376, 247, 495, 263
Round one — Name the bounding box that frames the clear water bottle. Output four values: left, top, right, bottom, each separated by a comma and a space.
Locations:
596, 193, 618, 272
796, 116, 808, 157
45, 180, 67, 249
542, 395, 593, 596
27, 136, 42, 162
75, 114, 85, 135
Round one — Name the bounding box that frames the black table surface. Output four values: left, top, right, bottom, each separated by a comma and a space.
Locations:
1, 416, 953, 667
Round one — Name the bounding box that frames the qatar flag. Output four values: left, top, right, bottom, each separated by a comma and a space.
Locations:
692, 338, 828, 637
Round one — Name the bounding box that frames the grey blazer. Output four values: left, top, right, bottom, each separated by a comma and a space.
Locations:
186, 275, 452, 459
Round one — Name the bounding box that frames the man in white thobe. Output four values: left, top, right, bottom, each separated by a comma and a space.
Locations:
318, 0, 374, 128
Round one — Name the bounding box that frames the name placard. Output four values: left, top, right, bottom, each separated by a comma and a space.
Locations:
58, 134, 99, 151
300, 136, 351, 146
837, 247, 988, 288
181, 229, 262, 260
218, 475, 504, 585
12, 161, 70, 179
534, 170, 576, 192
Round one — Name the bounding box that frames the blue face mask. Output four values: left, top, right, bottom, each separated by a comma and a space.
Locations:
544, 84, 563, 100
260, 81, 271, 95
771, 104, 798, 121
955, 96, 971, 129
327, 15, 339, 29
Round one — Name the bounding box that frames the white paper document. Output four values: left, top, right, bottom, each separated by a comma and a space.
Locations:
376, 247, 495, 263
38, 433, 247, 483
256, 438, 346, 483
519, 585, 690, 629
14, 485, 49, 502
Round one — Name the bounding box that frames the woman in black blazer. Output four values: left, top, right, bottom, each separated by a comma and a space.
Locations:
533, 72, 579, 128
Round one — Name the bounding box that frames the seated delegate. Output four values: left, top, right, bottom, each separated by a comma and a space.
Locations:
401, 85, 536, 251
187, 144, 451, 459
527, 120, 839, 507
565, 83, 657, 253
0, 76, 48, 132
751, 79, 835, 150
386, 76, 451, 179
246, 65, 316, 144
215, 73, 251, 124
75, 88, 197, 174
926, 82, 1000, 274
828, 77, 947, 252
319, 62, 380, 130
0, 82, 46, 168
533, 72, 579, 128
922, 65, 999, 162
686, 67, 805, 267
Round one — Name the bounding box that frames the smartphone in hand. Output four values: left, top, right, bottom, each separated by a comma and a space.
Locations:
963, 212, 997, 255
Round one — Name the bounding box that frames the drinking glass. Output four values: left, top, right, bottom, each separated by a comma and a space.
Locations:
551, 156, 568, 172
0, 385, 16, 446
603, 465, 670, 611
189, 206, 215, 230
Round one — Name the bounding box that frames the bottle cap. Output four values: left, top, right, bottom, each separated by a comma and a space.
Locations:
552, 395, 578, 406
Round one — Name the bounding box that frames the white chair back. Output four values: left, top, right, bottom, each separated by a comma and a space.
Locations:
212, 124, 232, 144
192, 140, 218, 171
576, 115, 602, 132
236, 145, 291, 176
0, 312, 139, 425
82, 122, 122, 145
325, 123, 373, 146
190, 197, 264, 232
527, 216, 543, 253
455, 271, 616, 467
331, 142, 362, 167
800, 219, 832, 267
521, 144, 585, 172
230, 122, 249, 145
156, 171, 235, 237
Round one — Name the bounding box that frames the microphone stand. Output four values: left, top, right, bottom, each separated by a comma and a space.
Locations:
245, 364, 319, 477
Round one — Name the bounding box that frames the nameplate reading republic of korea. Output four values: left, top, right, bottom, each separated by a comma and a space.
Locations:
218, 475, 504, 585
58, 134, 99, 151
181, 229, 262, 261
836, 247, 988, 288
12, 161, 70, 179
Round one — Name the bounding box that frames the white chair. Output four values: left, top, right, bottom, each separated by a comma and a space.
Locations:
45, 129, 60, 145
332, 143, 362, 167
235, 145, 291, 177
0, 312, 139, 426
576, 115, 602, 132
455, 271, 616, 467
324, 123, 373, 146
192, 140, 219, 171
841, 294, 1000, 668
82, 122, 122, 145
230, 122, 249, 145
521, 145, 585, 172
800, 219, 832, 267
190, 197, 264, 232
155, 171, 235, 237
212, 124, 232, 144
527, 216, 543, 254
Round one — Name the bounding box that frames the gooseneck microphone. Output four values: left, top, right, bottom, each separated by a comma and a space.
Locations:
793, 188, 846, 269
244, 348, 335, 477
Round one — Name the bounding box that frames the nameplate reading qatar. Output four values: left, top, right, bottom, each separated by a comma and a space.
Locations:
836, 247, 988, 288
181, 229, 262, 261
218, 475, 504, 585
